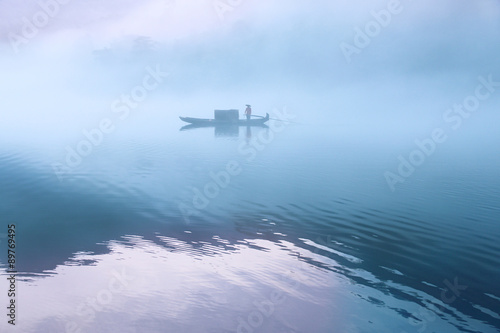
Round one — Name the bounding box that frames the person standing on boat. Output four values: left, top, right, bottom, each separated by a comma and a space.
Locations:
245, 104, 252, 121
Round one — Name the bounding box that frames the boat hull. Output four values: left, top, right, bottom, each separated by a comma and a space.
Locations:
179, 113, 269, 126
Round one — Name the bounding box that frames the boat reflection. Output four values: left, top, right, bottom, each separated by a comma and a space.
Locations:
179, 123, 268, 138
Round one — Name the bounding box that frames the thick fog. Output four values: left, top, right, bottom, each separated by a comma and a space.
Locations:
1, 0, 499, 150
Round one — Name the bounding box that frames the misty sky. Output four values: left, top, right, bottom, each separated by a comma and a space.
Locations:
1, 0, 499, 143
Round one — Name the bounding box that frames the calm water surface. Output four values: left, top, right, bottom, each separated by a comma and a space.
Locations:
0, 115, 499, 333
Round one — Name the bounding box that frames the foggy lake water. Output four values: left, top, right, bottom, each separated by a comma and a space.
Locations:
1, 93, 499, 332
1, 0, 500, 332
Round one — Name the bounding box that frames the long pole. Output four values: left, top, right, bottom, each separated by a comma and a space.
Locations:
250, 115, 298, 123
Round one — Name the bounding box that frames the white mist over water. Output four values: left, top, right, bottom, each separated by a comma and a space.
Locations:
1, 2, 500, 332
1, 0, 499, 144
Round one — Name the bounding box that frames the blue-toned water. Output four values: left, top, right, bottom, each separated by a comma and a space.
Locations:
0, 99, 499, 332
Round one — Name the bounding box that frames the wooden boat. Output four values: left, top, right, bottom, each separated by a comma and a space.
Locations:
179, 109, 269, 126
